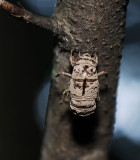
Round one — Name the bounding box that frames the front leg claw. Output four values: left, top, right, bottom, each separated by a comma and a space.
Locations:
59, 89, 69, 104
97, 71, 108, 77
56, 72, 72, 78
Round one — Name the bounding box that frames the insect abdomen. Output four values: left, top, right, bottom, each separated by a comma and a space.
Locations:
69, 75, 99, 116
70, 92, 97, 116
70, 100, 96, 116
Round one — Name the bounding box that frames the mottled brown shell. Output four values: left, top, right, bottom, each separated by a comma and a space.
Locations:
57, 52, 107, 116
69, 53, 99, 116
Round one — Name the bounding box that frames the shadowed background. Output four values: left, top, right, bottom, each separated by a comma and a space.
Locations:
0, 0, 140, 160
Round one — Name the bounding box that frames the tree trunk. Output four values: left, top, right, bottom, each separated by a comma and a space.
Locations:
41, 1, 128, 160
0, 0, 129, 160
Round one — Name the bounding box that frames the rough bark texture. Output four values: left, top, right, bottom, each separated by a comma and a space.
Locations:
0, 0, 129, 160
41, 0, 128, 160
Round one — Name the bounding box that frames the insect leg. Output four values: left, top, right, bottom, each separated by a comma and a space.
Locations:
56, 72, 72, 77
78, 51, 82, 58
97, 92, 100, 101
97, 71, 108, 77
59, 89, 69, 104
70, 49, 74, 56
70, 49, 76, 66
93, 53, 98, 64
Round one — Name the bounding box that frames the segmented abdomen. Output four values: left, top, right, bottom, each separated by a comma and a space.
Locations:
69, 78, 99, 116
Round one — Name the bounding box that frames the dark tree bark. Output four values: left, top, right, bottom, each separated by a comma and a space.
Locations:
0, 0, 129, 160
